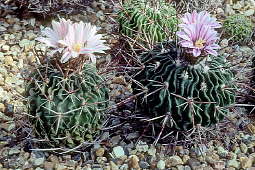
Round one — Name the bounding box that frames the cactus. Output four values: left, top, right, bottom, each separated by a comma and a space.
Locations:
223, 14, 254, 42
133, 41, 236, 130
26, 62, 108, 147
118, 0, 178, 47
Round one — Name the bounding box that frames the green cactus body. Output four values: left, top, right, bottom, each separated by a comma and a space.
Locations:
118, 0, 178, 46
27, 63, 108, 147
133, 42, 236, 130
223, 14, 254, 41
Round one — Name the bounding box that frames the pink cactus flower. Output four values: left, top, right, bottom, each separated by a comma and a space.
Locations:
58, 21, 109, 63
37, 18, 72, 48
177, 23, 220, 57
179, 11, 221, 29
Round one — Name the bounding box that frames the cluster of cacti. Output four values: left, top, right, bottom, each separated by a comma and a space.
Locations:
133, 41, 236, 130
27, 63, 108, 147
118, 0, 178, 47
223, 14, 254, 41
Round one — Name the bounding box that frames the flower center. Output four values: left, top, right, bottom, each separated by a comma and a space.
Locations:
72, 43, 83, 52
195, 39, 206, 48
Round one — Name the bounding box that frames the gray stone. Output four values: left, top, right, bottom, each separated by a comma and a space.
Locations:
112, 146, 125, 158
227, 159, 240, 169
244, 9, 255, 16
157, 160, 165, 170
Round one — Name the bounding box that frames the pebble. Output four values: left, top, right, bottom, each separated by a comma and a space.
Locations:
110, 161, 118, 170
227, 159, 240, 169
136, 141, 149, 152
240, 156, 253, 169
244, 9, 255, 16
0, 26, 7, 32
112, 146, 125, 158
95, 148, 105, 157
128, 155, 140, 169
157, 160, 165, 170
33, 157, 45, 166
165, 155, 183, 167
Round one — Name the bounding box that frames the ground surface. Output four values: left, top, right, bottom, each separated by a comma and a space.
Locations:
1, 0, 255, 169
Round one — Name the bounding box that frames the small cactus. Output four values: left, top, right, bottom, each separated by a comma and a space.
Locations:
223, 14, 254, 42
118, 0, 178, 47
27, 62, 108, 147
133, 41, 236, 130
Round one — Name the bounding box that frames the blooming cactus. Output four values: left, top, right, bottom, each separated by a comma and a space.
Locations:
37, 18, 109, 63
177, 11, 221, 58
179, 11, 221, 29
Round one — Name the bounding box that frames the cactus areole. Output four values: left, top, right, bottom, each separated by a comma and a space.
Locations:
133, 41, 236, 130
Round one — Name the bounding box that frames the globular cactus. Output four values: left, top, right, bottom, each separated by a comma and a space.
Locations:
118, 0, 178, 47
223, 14, 254, 42
26, 62, 108, 147
133, 41, 236, 130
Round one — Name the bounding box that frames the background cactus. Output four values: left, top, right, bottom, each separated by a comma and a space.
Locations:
133, 41, 236, 130
26, 62, 108, 147
118, 0, 178, 48
223, 14, 254, 42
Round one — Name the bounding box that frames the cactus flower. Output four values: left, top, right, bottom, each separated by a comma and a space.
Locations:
179, 11, 221, 29
37, 18, 72, 49
58, 22, 109, 63
37, 18, 109, 63
177, 23, 220, 57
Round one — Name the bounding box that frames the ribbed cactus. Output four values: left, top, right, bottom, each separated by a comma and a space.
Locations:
133, 41, 236, 130
118, 0, 178, 47
27, 63, 108, 147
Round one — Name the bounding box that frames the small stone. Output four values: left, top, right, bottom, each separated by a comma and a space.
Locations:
213, 161, 225, 169
244, 9, 255, 16
188, 158, 201, 169
147, 145, 156, 156
96, 156, 107, 164
44, 161, 54, 170
225, 4, 235, 15
128, 155, 140, 169
182, 155, 190, 164
91, 1, 98, 8
4, 56, 13, 65
227, 159, 240, 169
2, 45, 10, 51
95, 148, 105, 157
220, 39, 229, 48
183, 165, 192, 170
33, 157, 45, 166
136, 141, 149, 152
9, 147, 20, 155
217, 146, 228, 158
119, 164, 128, 170
0, 103, 5, 112
13, 24, 22, 31
112, 146, 125, 158
139, 161, 149, 169
0, 26, 7, 32
157, 160, 165, 170
166, 155, 183, 167
240, 156, 253, 169
110, 161, 118, 170
232, 2, 243, 9
240, 143, 248, 153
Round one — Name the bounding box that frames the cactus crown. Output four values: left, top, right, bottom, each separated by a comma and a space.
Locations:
118, 0, 178, 48
223, 14, 254, 41
133, 41, 236, 130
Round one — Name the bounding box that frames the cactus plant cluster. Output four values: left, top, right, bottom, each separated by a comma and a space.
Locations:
27, 63, 108, 146
133, 41, 236, 130
118, 0, 178, 47
223, 14, 254, 42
